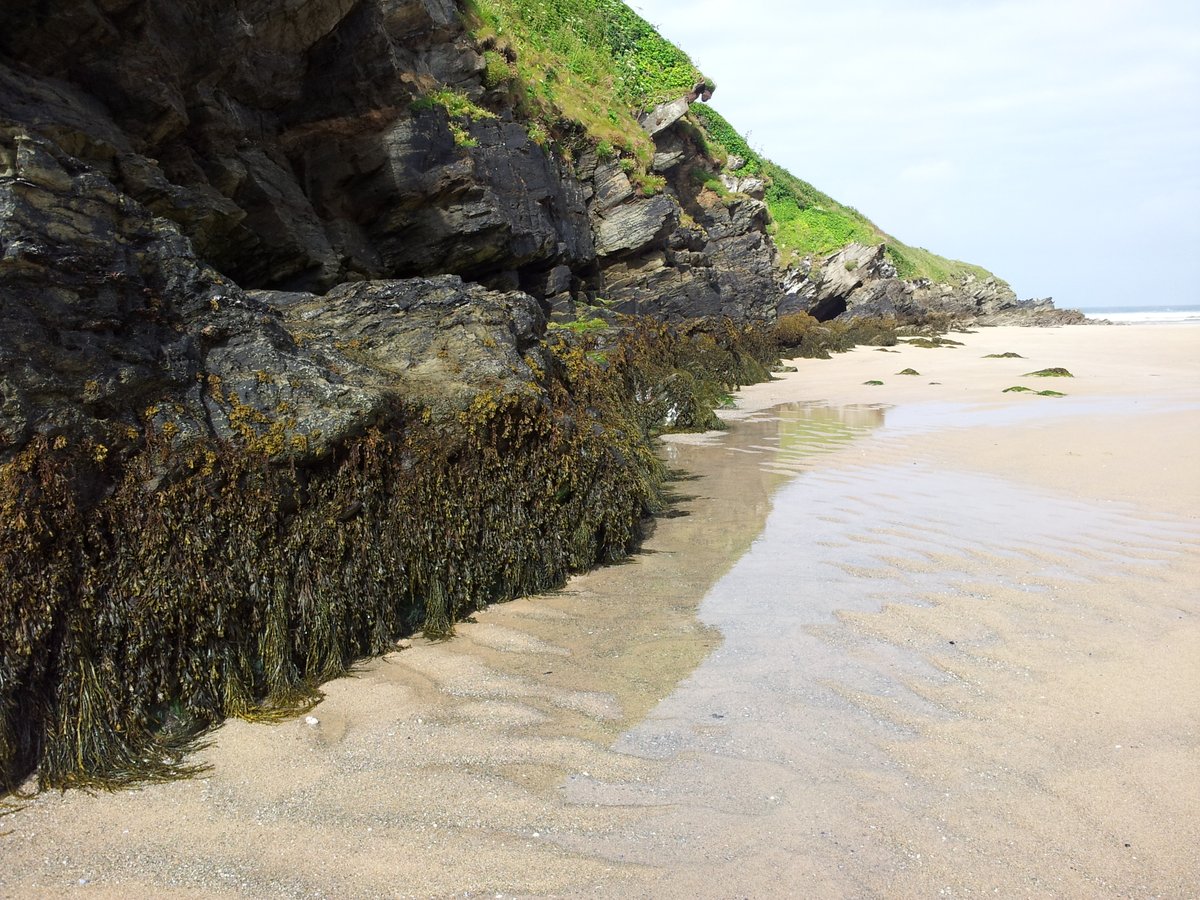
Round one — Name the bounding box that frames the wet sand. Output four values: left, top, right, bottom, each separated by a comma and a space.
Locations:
2, 324, 1198, 898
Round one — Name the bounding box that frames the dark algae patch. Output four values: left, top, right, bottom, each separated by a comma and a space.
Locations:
897, 368, 921, 376
984, 352, 1025, 359
0, 319, 774, 794
901, 336, 963, 349
774, 312, 897, 360
1024, 367, 1074, 377
863, 380, 884, 386
1003, 385, 1066, 396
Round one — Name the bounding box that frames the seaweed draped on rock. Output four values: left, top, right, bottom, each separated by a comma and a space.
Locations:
0, 0, 789, 791
0, 120, 779, 791
0, 124, 669, 791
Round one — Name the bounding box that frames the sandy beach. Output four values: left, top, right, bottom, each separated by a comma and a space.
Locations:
2, 323, 1198, 898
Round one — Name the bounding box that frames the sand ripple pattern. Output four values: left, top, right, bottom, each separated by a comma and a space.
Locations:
561, 459, 1200, 897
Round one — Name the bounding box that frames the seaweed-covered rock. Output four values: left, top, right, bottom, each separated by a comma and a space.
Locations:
0, 122, 660, 793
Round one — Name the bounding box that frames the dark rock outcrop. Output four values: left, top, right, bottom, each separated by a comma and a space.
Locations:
0, 121, 668, 790
0, 7, 794, 787
0, 0, 1073, 793
0, 0, 593, 295
0, 121, 556, 470
584, 124, 782, 322
0, 0, 781, 324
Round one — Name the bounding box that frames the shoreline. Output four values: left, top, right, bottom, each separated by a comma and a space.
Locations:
2, 323, 1197, 897
724, 323, 1200, 517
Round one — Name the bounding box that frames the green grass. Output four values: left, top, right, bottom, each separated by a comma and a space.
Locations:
412, 88, 497, 147
548, 315, 609, 334
691, 104, 1004, 286
465, 0, 706, 170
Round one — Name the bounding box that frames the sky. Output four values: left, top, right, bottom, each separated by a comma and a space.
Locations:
629, 0, 1200, 309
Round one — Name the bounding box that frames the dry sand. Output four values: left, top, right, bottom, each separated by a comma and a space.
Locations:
1, 324, 1198, 898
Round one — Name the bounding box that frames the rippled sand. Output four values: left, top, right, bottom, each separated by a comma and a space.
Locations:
2, 325, 1198, 898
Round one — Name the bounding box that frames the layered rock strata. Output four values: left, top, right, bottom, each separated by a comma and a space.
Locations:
0, 0, 781, 323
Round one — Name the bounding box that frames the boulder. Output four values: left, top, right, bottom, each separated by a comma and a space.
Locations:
719, 173, 766, 199
639, 97, 691, 136
594, 194, 679, 258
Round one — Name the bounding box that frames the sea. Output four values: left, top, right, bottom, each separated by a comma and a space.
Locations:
1079, 304, 1200, 325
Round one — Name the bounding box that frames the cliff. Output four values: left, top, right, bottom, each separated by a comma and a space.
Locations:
780, 243, 1086, 327
0, 0, 1072, 791
691, 105, 1084, 327
0, 0, 778, 322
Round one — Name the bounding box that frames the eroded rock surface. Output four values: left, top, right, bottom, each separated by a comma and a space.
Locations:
782, 242, 1085, 326
0, 121, 555, 471
0, 1, 785, 325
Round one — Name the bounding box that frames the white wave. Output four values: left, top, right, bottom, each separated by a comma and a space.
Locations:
1084, 310, 1200, 325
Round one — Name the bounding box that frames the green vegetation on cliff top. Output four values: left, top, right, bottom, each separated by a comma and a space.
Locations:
470, 0, 704, 107
466, 0, 705, 168
691, 105, 1001, 285
465, 0, 998, 289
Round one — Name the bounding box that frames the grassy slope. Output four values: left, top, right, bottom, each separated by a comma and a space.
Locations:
692, 106, 1001, 284
463, 0, 1000, 288
465, 0, 705, 172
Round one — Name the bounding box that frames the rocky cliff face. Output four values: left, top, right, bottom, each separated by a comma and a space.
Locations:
0, 0, 779, 325
0, 0, 787, 475
780, 242, 1086, 326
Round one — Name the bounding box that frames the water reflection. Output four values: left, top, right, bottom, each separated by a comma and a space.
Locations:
557, 402, 1200, 896
665, 402, 887, 478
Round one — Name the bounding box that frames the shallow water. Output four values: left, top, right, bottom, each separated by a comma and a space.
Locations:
562, 402, 1200, 896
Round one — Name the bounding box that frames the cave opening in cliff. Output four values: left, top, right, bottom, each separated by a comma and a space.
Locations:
809, 296, 848, 322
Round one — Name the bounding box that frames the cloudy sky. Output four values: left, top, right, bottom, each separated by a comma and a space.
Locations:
631, 0, 1200, 309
